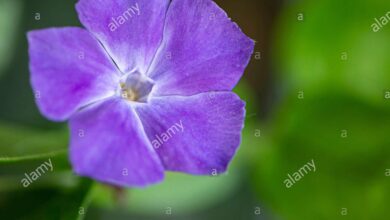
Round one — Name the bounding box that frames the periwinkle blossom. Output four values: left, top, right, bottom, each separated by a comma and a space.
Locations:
28, 0, 254, 187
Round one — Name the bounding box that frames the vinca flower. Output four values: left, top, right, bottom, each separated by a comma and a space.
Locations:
27, 0, 254, 187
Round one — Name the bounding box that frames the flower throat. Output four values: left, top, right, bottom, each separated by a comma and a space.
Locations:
120, 72, 154, 103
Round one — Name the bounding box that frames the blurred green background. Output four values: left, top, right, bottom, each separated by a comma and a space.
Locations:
0, 0, 389, 219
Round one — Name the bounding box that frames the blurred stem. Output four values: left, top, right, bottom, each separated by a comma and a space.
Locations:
0, 149, 67, 163
111, 185, 128, 207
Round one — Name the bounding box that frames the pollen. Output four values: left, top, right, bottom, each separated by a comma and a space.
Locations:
119, 73, 154, 103
120, 82, 139, 101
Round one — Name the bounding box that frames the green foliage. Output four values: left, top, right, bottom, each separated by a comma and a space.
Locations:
0, 177, 93, 220
0, 122, 85, 219
274, 0, 390, 108
91, 167, 242, 215
253, 94, 390, 220
0, 0, 21, 78
251, 0, 390, 219
0, 122, 68, 159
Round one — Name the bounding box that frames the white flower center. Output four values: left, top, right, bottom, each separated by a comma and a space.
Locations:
120, 72, 154, 103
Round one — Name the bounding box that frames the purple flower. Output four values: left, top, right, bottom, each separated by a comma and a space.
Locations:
27, 0, 254, 187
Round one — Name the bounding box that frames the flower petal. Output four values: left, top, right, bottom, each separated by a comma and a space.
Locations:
76, 0, 170, 74
69, 98, 164, 187
147, 0, 254, 96
28, 27, 120, 121
134, 92, 245, 175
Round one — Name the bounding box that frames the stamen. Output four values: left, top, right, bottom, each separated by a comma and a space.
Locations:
119, 72, 154, 103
